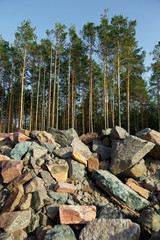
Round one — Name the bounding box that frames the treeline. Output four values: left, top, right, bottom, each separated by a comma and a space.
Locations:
0, 10, 159, 135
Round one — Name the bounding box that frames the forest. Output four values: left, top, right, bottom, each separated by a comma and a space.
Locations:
0, 10, 160, 135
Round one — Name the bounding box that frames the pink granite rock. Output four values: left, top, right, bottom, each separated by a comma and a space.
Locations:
54, 182, 76, 193
1, 160, 23, 183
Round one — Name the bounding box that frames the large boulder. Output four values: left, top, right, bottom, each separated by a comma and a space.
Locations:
92, 170, 149, 211
44, 224, 76, 240
79, 218, 140, 240
71, 138, 92, 159
141, 130, 160, 159
10, 141, 32, 160
109, 135, 155, 175
48, 128, 78, 146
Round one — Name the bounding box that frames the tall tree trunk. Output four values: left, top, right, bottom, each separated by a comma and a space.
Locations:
68, 42, 71, 129
89, 38, 93, 133
112, 73, 115, 127
82, 90, 85, 134
19, 48, 27, 128
8, 74, 13, 132
126, 61, 130, 133
117, 41, 121, 127
52, 41, 58, 127
158, 79, 160, 131
42, 63, 46, 130
103, 54, 106, 129
71, 64, 75, 129
0, 78, 4, 132
140, 96, 144, 129
35, 54, 42, 130
56, 56, 60, 129
29, 60, 35, 131
47, 43, 52, 130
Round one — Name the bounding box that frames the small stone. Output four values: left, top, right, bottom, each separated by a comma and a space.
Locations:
31, 190, 49, 211
27, 209, 40, 232
36, 226, 52, 240
1, 160, 23, 184
36, 158, 45, 167
102, 136, 110, 147
11, 132, 31, 142
72, 150, 88, 166
0, 210, 31, 233
53, 146, 73, 159
98, 205, 124, 219
120, 159, 147, 178
54, 182, 76, 193
88, 157, 99, 172
92, 140, 111, 161
79, 132, 98, 145
48, 192, 68, 204
7, 171, 32, 191
18, 193, 32, 210
67, 159, 86, 180
41, 142, 56, 153
59, 205, 96, 224
40, 170, 56, 188
126, 178, 149, 199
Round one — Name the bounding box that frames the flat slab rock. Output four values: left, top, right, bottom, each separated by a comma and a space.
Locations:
79, 218, 140, 240
59, 205, 96, 224
110, 135, 155, 175
92, 170, 149, 211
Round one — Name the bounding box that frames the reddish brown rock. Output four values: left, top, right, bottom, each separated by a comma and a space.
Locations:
2, 184, 24, 212
0, 155, 11, 167
1, 160, 23, 183
54, 182, 76, 193
79, 133, 98, 145
59, 205, 96, 224
72, 150, 88, 166
0, 210, 31, 233
37, 131, 57, 146
87, 157, 99, 172
11, 132, 31, 142
141, 130, 160, 159
12, 229, 27, 240
15, 127, 30, 137
126, 178, 149, 199
99, 160, 109, 170
7, 171, 32, 191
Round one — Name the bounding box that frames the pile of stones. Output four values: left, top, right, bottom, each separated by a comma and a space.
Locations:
0, 126, 160, 239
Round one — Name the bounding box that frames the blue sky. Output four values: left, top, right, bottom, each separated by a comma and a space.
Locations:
0, 0, 160, 80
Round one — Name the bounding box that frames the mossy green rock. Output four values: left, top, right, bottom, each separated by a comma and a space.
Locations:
92, 170, 149, 211
10, 141, 32, 160
44, 224, 76, 240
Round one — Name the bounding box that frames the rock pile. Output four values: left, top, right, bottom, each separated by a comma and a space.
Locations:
1, 126, 160, 239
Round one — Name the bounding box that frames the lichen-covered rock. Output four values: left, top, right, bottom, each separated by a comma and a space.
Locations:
46, 159, 69, 182
0, 210, 31, 233
44, 224, 76, 240
10, 141, 32, 160
110, 135, 155, 175
92, 170, 149, 211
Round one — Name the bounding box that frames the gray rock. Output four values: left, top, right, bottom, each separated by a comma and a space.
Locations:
92, 170, 149, 211
92, 140, 111, 160
111, 126, 129, 139
98, 205, 124, 219
53, 147, 73, 159
10, 141, 32, 160
79, 218, 140, 240
71, 138, 92, 159
40, 170, 56, 188
48, 192, 68, 204
41, 143, 56, 153
30, 130, 40, 139
46, 204, 59, 221
109, 135, 155, 175
136, 128, 151, 138
32, 147, 48, 159
0, 233, 14, 240
30, 157, 41, 169
44, 224, 76, 240
48, 128, 78, 146
31, 190, 49, 211
140, 208, 160, 235
149, 230, 160, 240
67, 159, 86, 180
